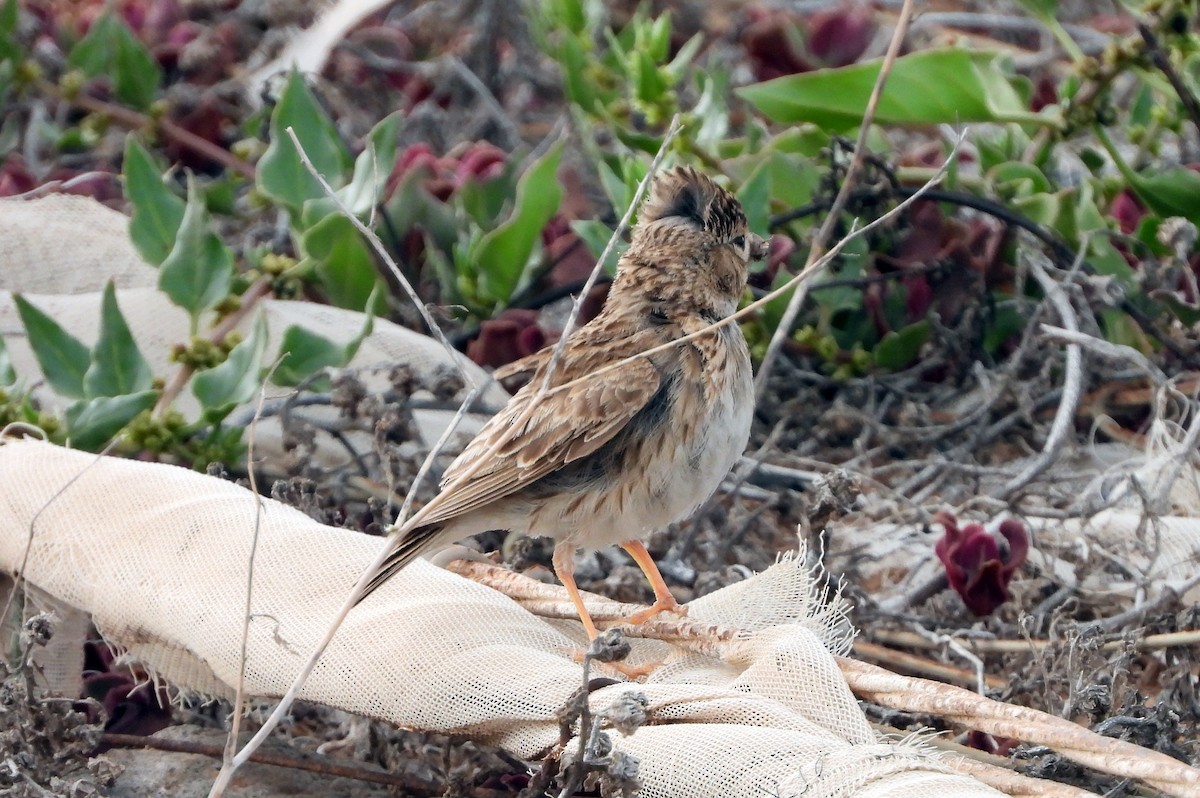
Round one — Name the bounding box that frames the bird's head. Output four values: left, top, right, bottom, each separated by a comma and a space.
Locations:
622, 167, 768, 316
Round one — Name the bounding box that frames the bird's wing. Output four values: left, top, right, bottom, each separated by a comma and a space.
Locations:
491, 348, 552, 382
413, 338, 663, 529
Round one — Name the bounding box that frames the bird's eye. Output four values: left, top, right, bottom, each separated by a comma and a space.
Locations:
732, 235, 746, 249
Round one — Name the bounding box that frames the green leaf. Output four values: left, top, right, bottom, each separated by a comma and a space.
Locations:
123, 136, 186, 265
0, 0, 20, 65
736, 160, 772, 236
738, 50, 1050, 131
67, 12, 160, 108
13, 295, 91, 399
336, 111, 403, 217
470, 142, 564, 305
1012, 0, 1056, 19
66, 391, 157, 450
158, 175, 234, 318
873, 321, 931, 370
1151, 291, 1200, 326
0, 336, 15, 386
989, 161, 1053, 197
83, 281, 153, 398
570, 219, 624, 272
811, 252, 867, 316
300, 214, 381, 310
983, 304, 1025, 355
192, 314, 268, 422
1127, 166, 1200, 221
272, 295, 375, 387
634, 49, 666, 104
257, 70, 351, 213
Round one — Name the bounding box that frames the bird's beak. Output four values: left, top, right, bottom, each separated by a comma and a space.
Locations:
749, 233, 770, 262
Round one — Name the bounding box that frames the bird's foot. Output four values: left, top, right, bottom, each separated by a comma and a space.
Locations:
568, 647, 662, 680
624, 596, 688, 626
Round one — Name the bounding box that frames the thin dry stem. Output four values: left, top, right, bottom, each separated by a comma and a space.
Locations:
214, 371, 277, 793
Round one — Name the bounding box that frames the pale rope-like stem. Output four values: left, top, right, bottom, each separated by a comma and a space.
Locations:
208, 121, 686, 793
999, 249, 1085, 497
754, 0, 916, 395
282, 126, 477, 391
839, 657, 1200, 797
1038, 324, 1167, 383
451, 559, 1200, 797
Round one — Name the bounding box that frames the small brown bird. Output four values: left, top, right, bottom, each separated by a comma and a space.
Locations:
358, 167, 767, 637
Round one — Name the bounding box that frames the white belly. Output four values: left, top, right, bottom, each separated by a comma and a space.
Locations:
573, 348, 753, 549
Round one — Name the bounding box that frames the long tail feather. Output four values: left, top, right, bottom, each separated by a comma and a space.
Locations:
355, 523, 444, 604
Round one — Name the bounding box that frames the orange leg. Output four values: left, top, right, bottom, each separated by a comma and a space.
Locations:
552, 541, 600, 640
620, 540, 687, 625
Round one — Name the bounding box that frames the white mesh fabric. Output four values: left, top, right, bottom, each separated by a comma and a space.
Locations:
0, 195, 157, 293
0, 438, 1006, 797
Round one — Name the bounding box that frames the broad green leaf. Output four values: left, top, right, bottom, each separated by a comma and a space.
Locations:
736, 160, 772, 236
67, 12, 160, 108
158, 176, 234, 317
811, 253, 867, 316
1127, 166, 1200, 221
123, 136, 186, 265
301, 214, 381, 310
336, 111, 404, 217
634, 49, 666, 104
471, 142, 564, 305
113, 22, 160, 109
0, 336, 15, 386
13, 295, 90, 399
1100, 308, 1149, 352
1151, 291, 1200, 326
272, 294, 375, 387
0, 0, 19, 65
458, 163, 516, 228
598, 159, 631, 215
738, 50, 1050, 130
989, 161, 1053, 197
192, 314, 268, 421
570, 219, 625, 272
83, 281, 153, 398
874, 321, 931, 370
257, 70, 352, 213
66, 391, 157, 450
1013, 0, 1056, 19
983, 304, 1025, 356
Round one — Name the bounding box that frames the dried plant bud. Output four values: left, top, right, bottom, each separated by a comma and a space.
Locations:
21, 612, 55, 648
605, 691, 648, 736
587, 628, 632, 664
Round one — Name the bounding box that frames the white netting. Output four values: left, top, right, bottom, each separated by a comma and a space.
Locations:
0, 437, 1005, 798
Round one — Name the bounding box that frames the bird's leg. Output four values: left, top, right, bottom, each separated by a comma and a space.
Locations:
552, 540, 601, 640
553, 541, 662, 679
620, 540, 688, 624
